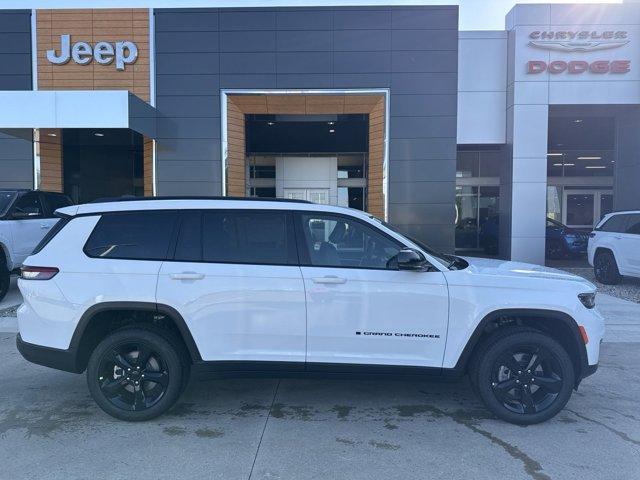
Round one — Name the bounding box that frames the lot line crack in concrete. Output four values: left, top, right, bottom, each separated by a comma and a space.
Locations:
417, 393, 550, 480
248, 380, 281, 480
567, 409, 640, 449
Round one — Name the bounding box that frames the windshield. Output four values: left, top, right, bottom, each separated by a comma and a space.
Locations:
0, 191, 16, 217
369, 216, 452, 268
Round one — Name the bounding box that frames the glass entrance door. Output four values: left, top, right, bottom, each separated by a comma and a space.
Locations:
284, 188, 330, 204
563, 189, 613, 229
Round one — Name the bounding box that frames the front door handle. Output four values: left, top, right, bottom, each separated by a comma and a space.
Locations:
170, 272, 204, 280
312, 275, 347, 285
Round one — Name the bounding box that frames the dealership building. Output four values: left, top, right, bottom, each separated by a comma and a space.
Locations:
0, 1, 639, 264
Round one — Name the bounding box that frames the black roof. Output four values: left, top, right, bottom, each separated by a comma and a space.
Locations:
90, 195, 311, 204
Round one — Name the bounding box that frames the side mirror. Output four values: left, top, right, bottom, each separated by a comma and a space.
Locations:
397, 248, 428, 271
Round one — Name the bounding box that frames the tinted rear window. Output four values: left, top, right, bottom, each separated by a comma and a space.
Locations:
625, 214, 640, 235
84, 211, 178, 260
0, 191, 16, 216
173, 210, 295, 265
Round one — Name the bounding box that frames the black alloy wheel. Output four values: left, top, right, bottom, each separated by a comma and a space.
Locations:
594, 250, 621, 285
87, 328, 185, 421
97, 342, 169, 412
0, 265, 8, 302
491, 345, 563, 415
474, 329, 575, 424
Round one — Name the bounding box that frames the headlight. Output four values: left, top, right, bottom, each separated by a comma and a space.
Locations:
578, 292, 596, 309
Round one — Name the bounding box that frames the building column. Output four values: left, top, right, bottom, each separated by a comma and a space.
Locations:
615, 107, 640, 211
39, 128, 63, 192
501, 103, 549, 264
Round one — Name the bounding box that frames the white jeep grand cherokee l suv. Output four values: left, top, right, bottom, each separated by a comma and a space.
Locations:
16, 198, 604, 424
588, 210, 640, 285
0, 189, 73, 301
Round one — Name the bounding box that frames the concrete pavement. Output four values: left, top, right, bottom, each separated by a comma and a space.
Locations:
1, 282, 639, 479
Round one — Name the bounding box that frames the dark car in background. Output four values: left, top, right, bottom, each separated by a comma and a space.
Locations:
479, 216, 588, 258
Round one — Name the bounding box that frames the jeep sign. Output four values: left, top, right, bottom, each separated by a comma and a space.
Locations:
46, 35, 138, 71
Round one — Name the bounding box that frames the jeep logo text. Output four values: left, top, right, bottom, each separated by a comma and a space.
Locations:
46, 35, 138, 71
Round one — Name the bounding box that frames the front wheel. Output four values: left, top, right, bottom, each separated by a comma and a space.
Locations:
594, 250, 621, 285
0, 263, 9, 302
87, 328, 185, 421
473, 329, 575, 425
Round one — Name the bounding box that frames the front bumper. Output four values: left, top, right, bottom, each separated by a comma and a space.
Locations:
16, 334, 82, 373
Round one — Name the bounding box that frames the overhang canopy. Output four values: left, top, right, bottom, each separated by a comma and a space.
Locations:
0, 90, 156, 138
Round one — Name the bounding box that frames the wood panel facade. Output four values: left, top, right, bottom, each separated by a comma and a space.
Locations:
35, 9, 152, 195
226, 94, 386, 218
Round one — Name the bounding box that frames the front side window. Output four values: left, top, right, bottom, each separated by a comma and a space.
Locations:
84, 211, 178, 260
13, 192, 43, 218
624, 214, 640, 235
173, 210, 295, 265
299, 213, 400, 269
599, 214, 628, 233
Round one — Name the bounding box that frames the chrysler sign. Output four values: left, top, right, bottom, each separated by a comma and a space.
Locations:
526, 30, 631, 75
46, 35, 138, 71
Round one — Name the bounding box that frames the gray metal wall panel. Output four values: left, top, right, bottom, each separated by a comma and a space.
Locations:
0, 11, 32, 190
220, 31, 276, 52
276, 52, 332, 74
155, 32, 220, 52
154, 5, 458, 250
276, 31, 332, 52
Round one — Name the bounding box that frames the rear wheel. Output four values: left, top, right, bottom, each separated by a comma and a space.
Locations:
87, 328, 185, 421
473, 329, 575, 425
594, 250, 621, 285
0, 256, 9, 302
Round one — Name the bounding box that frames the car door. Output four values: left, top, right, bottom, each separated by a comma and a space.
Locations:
9, 192, 48, 264
620, 214, 640, 275
296, 212, 449, 369
156, 209, 307, 367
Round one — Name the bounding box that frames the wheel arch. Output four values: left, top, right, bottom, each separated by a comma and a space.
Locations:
70, 301, 202, 372
454, 308, 588, 386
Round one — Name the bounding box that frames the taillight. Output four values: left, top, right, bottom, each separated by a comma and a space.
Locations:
20, 266, 59, 280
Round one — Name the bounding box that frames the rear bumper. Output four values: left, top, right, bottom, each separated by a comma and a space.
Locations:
16, 334, 82, 373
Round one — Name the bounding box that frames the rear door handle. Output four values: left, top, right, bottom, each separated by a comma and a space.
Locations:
170, 272, 204, 280
312, 275, 347, 284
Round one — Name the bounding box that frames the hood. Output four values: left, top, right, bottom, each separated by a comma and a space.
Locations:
460, 256, 596, 289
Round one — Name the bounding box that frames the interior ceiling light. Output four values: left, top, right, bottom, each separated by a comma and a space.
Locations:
267, 121, 274, 126
94, 132, 105, 137
554, 163, 575, 166
329, 129, 335, 133
327, 121, 335, 125
577, 156, 601, 160
46, 133, 57, 137
547, 153, 563, 156
574, 119, 583, 123
585, 166, 606, 169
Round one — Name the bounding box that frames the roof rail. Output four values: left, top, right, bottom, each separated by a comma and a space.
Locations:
89, 195, 312, 204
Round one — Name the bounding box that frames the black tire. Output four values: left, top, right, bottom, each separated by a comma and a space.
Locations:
472, 328, 575, 425
0, 257, 9, 302
87, 327, 186, 421
545, 240, 565, 259
594, 250, 622, 285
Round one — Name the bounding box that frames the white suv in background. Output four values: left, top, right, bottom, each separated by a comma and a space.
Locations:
16, 198, 604, 424
588, 211, 640, 284
0, 190, 73, 301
